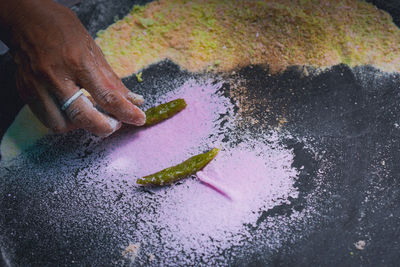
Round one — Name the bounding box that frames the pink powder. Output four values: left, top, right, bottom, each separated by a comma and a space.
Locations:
196, 171, 234, 200
106, 79, 232, 178
2, 76, 318, 265
99, 78, 302, 264
151, 141, 299, 253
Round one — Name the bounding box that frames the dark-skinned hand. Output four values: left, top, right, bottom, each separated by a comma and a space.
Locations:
0, 0, 145, 136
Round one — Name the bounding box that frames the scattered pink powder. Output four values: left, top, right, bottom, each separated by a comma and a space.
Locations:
0, 76, 321, 265
100, 78, 302, 264
106, 79, 231, 178
151, 141, 299, 253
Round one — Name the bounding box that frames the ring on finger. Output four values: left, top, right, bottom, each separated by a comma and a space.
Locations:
61, 89, 84, 111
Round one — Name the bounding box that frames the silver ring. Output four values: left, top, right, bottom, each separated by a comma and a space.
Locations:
61, 90, 83, 111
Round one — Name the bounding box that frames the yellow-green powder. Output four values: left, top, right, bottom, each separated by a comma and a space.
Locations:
95, 0, 400, 77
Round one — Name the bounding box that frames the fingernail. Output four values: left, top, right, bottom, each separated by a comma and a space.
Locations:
127, 92, 145, 106
131, 108, 146, 126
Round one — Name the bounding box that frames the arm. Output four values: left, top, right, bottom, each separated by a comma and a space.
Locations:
0, 0, 145, 136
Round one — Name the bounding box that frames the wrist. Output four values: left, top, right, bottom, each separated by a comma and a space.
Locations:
0, 0, 59, 46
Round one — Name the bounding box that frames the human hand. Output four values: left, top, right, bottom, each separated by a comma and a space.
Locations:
3, 0, 145, 136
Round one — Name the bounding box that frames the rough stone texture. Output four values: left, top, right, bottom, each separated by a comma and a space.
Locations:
1, 1, 400, 266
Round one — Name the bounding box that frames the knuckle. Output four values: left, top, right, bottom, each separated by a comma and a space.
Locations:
65, 53, 81, 69
68, 108, 90, 126
97, 90, 120, 107
30, 57, 60, 81
62, 47, 85, 71
67, 106, 111, 135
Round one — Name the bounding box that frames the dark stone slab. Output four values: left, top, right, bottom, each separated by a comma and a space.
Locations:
1, 0, 400, 266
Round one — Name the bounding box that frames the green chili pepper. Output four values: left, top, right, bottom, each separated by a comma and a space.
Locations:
145, 98, 187, 126
137, 148, 220, 186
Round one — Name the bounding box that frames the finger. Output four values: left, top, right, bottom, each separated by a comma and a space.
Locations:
81, 88, 96, 105
77, 44, 146, 125
63, 87, 122, 137
78, 69, 146, 126
15, 68, 40, 104
85, 39, 145, 107
16, 69, 75, 133
26, 84, 75, 133
126, 92, 145, 106
29, 100, 77, 134
80, 87, 144, 108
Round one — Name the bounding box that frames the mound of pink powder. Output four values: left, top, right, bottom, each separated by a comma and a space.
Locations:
152, 141, 298, 252
102, 78, 300, 263
106, 79, 231, 178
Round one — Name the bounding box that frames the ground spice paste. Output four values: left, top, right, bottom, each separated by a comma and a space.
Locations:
95, 0, 400, 77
